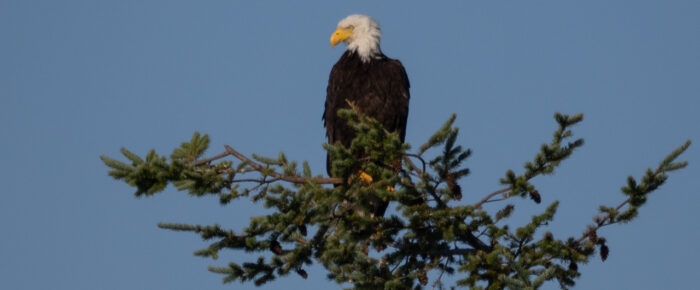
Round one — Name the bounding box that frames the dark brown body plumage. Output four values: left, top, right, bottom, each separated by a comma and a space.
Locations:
324, 50, 410, 175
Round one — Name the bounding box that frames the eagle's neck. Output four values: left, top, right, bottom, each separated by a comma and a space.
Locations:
346, 29, 381, 63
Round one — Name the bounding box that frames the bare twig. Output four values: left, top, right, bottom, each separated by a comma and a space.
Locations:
202, 145, 437, 187
189, 145, 343, 185
575, 197, 631, 243
431, 258, 447, 290
432, 248, 478, 256
223, 145, 342, 185
232, 178, 273, 183
405, 153, 426, 176
575, 165, 667, 244
474, 187, 512, 209
193, 150, 231, 166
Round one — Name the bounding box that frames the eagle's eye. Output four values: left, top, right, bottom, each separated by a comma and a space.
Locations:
346, 25, 355, 30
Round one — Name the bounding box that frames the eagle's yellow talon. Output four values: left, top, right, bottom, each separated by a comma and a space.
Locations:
358, 171, 373, 184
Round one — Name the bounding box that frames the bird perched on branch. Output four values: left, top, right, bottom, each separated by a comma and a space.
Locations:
324, 14, 411, 217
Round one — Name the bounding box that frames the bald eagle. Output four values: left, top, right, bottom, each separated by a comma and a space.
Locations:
324, 15, 410, 215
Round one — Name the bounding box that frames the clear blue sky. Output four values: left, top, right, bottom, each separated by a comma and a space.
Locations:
1, 1, 698, 289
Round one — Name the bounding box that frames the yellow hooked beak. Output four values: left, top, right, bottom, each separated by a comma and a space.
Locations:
330, 28, 353, 47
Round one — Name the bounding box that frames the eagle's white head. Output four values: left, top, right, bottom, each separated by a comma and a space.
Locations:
330, 14, 382, 63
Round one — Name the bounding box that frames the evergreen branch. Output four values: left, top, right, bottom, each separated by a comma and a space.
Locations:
104, 109, 690, 289
428, 189, 447, 209
531, 266, 556, 288
473, 113, 584, 210
121, 147, 144, 165
562, 140, 692, 264
172, 131, 210, 162
575, 197, 631, 244
185, 143, 344, 185
660, 140, 691, 170
419, 114, 457, 155
223, 145, 342, 185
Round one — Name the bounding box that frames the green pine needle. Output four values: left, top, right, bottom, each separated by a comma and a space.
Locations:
660, 140, 691, 171
120, 147, 143, 165
418, 114, 457, 155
